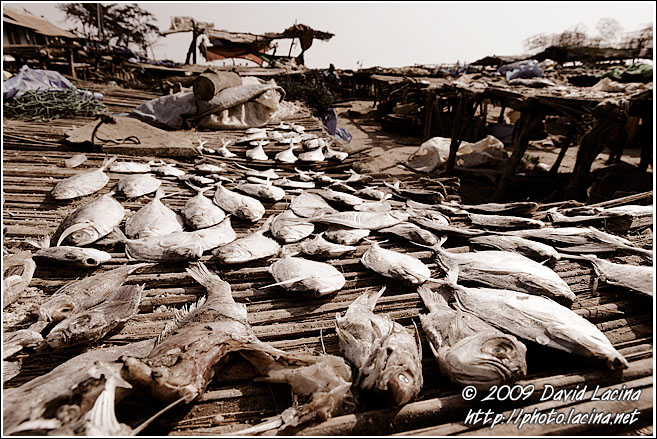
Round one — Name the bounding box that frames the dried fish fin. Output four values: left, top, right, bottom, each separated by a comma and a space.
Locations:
98, 155, 118, 172
82, 372, 133, 436
157, 296, 208, 345
417, 284, 450, 313
350, 286, 386, 313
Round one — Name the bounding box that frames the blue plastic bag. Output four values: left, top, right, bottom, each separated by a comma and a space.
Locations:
2, 65, 74, 100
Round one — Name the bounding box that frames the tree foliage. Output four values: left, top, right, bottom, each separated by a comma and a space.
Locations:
58, 3, 162, 56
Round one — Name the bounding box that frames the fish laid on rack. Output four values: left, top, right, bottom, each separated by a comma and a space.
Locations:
361, 241, 434, 285
324, 226, 371, 246
180, 183, 226, 230
213, 216, 280, 264
379, 222, 440, 247
56, 192, 125, 246
290, 192, 338, 218
29, 235, 112, 267
467, 212, 545, 229
125, 188, 184, 239
113, 228, 203, 263
213, 183, 265, 223
317, 189, 365, 207
270, 210, 315, 243
191, 216, 237, 252
459, 201, 538, 216
51, 156, 117, 200
265, 256, 346, 296
469, 234, 560, 263
2, 250, 36, 309
300, 233, 358, 258
310, 211, 410, 230
108, 160, 152, 173
563, 254, 653, 297
116, 174, 161, 198
236, 182, 286, 202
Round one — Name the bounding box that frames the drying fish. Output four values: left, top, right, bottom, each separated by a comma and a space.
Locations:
2, 250, 36, 309
51, 156, 116, 200
384, 179, 444, 202
300, 233, 357, 258
336, 287, 423, 407
344, 169, 373, 184
217, 139, 237, 158
318, 188, 365, 207
417, 284, 527, 389
311, 210, 409, 230
213, 216, 280, 264
190, 216, 237, 252
246, 127, 267, 134
213, 182, 265, 223
468, 212, 545, 229
304, 138, 323, 150
379, 222, 439, 246
179, 174, 215, 186
362, 241, 433, 285
291, 123, 305, 133
108, 161, 151, 173
266, 256, 345, 296
356, 186, 392, 201
246, 143, 269, 161
290, 192, 338, 218
460, 201, 538, 216
273, 177, 316, 189
151, 162, 186, 177
235, 164, 281, 180
236, 130, 268, 143
246, 175, 273, 185
547, 205, 653, 225
125, 188, 184, 238
56, 192, 125, 246
412, 217, 485, 238
276, 144, 301, 163
325, 144, 348, 161
64, 153, 87, 168
113, 228, 203, 263
116, 173, 161, 198
207, 174, 234, 184
354, 200, 393, 212
330, 181, 358, 193
267, 130, 284, 140
433, 244, 576, 304
46, 284, 144, 348
410, 199, 465, 215
324, 226, 370, 245
298, 146, 325, 162
270, 210, 315, 243
3, 339, 155, 435
469, 234, 560, 263
276, 123, 291, 130
29, 235, 112, 267
294, 167, 322, 182
194, 162, 226, 174
446, 281, 628, 370
180, 183, 225, 230
236, 181, 286, 201
565, 254, 652, 297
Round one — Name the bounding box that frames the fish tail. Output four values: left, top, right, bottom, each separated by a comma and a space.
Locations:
417, 285, 450, 312
128, 262, 155, 274
110, 226, 129, 244
184, 180, 204, 194
26, 235, 50, 249
99, 155, 118, 171
351, 286, 386, 312
186, 262, 231, 298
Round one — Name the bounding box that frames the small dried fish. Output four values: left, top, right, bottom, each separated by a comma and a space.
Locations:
217, 139, 237, 158
246, 143, 269, 161
356, 187, 392, 201
236, 182, 286, 202
273, 177, 316, 189
213, 216, 280, 264
56, 192, 125, 247
194, 162, 225, 174
468, 212, 545, 229
384, 179, 444, 202
213, 183, 265, 223
29, 235, 112, 267
64, 153, 87, 168
324, 226, 370, 245
109, 161, 152, 173
311, 210, 409, 230
235, 165, 282, 179
46, 284, 144, 348
336, 287, 423, 407
290, 192, 338, 218
448, 281, 628, 370
412, 217, 485, 238
318, 189, 365, 207
354, 200, 393, 212
461, 201, 538, 216
51, 156, 116, 200
266, 256, 345, 296
294, 167, 322, 181
547, 204, 653, 225
379, 222, 440, 246
151, 162, 186, 177
113, 228, 203, 263
180, 183, 225, 230
361, 242, 433, 285
270, 210, 315, 243
125, 188, 184, 239
190, 216, 237, 252
344, 169, 373, 184
565, 254, 652, 297
298, 146, 325, 162
300, 233, 357, 258
246, 175, 273, 185
325, 144, 348, 161
2, 250, 36, 309
116, 173, 161, 198
417, 284, 527, 389
469, 234, 560, 263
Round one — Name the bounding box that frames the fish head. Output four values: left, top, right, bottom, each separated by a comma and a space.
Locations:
39, 297, 77, 323
389, 211, 411, 222
213, 245, 252, 264
52, 185, 82, 200
59, 222, 102, 246
45, 312, 106, 348
439, 333, 528, 389
375, 342, 423, 408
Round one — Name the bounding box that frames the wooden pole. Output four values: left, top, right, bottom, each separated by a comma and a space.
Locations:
69, 48, 77, 79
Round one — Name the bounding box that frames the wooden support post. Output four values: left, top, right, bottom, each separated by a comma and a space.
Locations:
549, 125, 576, 173
423, 92, 435, 140
638, 113, 652, 172
69, 49, 77, 79
445, 92, 475, 171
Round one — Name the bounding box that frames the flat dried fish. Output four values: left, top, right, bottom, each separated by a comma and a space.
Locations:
379, 222, 440, 246
324, 226, 370, 245
179, 174, 214, 186
300, 233, 357, 258
236, 182, 286, 201
64, 153, 87, 168
547, 204, 653, 225
325, 144, 348, 161
181, 183, 225, 230
213, 183, 265, 223
270, 210, 315, 243
384, 179, 442, 202
469, 234, 560, 263
356, 187, 392, 201
468, 212, 545, 229
344, 169, 373, 184
194, 162, 226, 174
2, 250, 36, 309
566, 254, 652, 297
461, 201, 538, 216
46, 284, 144, 348
56, 192, 125, 246
51, 156, 116, 200
318, 189, 365, 207
354, 200, 393, 212
125, 188, 184, 239
417, 284, 527, 389
218, 139, 237, 158
299, 146, 325, 162
116, 173, 162, 198
434, 246, 576, 304
412, 217, 486, 237
191, 216, 237, 252
336, 287, 423, 407
30, 235, 112, 267
114, 228, 204, 263
246, 143, 269, 161
273, 177, 316, 189
213, 216, 280, 264
266, 256, 345, 296
361, 242, 433, 285
108, 161, 151, 173
312, 210, 409, 230
290, 192, 338, 218
448, 282, 628, 370
151, 162, 186, 177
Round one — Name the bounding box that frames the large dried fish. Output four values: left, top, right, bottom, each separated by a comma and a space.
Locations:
298, 146, 325, 162
108, 160, 152, 173
336, 287, 423, 407
318, 189, 365, 207
213, 183, 265, 223
290, 192, 338, 218
30, 235, 112, 267
191, 216, 237, 252
125, 188, 184, 239
113, 228, 204, 263
433, 245, 575, 304
354, 200, 393, 212
312, 210, 409, 230
468, 212, 545, 229
46, 284, 144, 348
469, 234, 560, 263
270, 210, 315, 243
361, 242, 433, 285
56, 192, 125, 246
213, 216, 280, 264
51, 156, 116, 200
547, 204, 653, 225
116, 174, 161, 198
417, 284, 527, 389
460, 201, 538, 216
2, 250, 36, 309
266, 256, 345, 296
379, 222, 440, 246
300, 233, 357, 258
324, 226, 370, 245
246, 143, 269, 161
180, 183, 225, 230
447, 281, 628, 370
236, 181, 286, 201
565, 254, 652, 297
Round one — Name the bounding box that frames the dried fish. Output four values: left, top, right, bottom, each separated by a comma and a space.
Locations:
179, 174, 215, 186
469, 234, 560, 263
194, 162, 226, 174
412, 217, 485, 238
125, 188, 184, 238
384, 179, 444, 202
236, 181, 286, 202
547, 204, 652, 225
468, 212, 545, 229
213, 216, 280, 264
300, 233, 357, 258
2, 250, 36, 309
361, 241, 433, 285
51, 156, 116, 200
108, 160, 151, 173
336, 287, 423, 407
235, 165, 282, 180
64, 153, 87, 168
266, 256, 345, 296
325, 144, 348, 161
461, 201, 538, 216
294, 167, 322, 182
113, 228, 204, 263
417, 284, 527, 389
447, 281, 628, 370
246, 175, 273, 185
324, 226, 370, 245
56, 192, 126, 246
290, 192, 338, 218
218, 139, 237, 158
246, 143, 269, 161
213, 182, 265, 223
344, 169, 373, 184
180, 183, 226, 230
190, 216, 237, 252
433, 245, 576, 304
30, 235, 112, 267
299, 146, 325, 162
354, 200, 393, 212
356, 186, 392, 201
116, 173, 162, 198
151, 162, 186, 177
565, 254, 652, 297
311, 210, 409, 230
46, 284, 144, 348
270, 210, 315, 243
273, 178, 316, 189
379, 222, 440, 246
318, 188, 365, 207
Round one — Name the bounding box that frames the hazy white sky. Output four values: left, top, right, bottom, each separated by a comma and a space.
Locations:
5, 2, 655, 69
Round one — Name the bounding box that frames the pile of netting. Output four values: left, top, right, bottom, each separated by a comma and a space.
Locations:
3, 88, 108, 121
